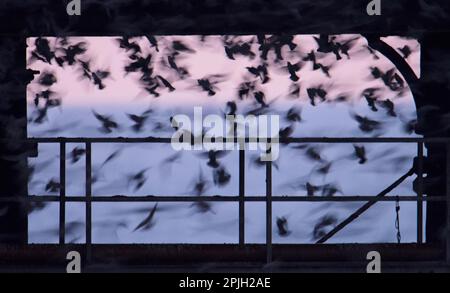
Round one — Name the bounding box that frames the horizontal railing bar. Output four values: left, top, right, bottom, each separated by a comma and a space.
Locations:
0, 195, 448, 202
7, 137, 450, 144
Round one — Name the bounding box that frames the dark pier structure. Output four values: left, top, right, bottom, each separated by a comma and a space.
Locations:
1, 0, 450, 272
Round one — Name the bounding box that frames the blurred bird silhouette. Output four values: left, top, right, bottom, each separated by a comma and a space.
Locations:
30, 37, 63, 66
156, 75, 175, 92
378, 99, 397, 117
196, 74, 226, 96
237, 81, 256, 100
199, 150, 229, 168
127, 167, 150, 191
397, 45, 412, 59
189, 169, 214, 214
250, 154, 279, 170
62, 42, 87, 65
172, 40, 195, 53
69, 146, 86, 164
286, 61, 302, 81
127, 108, 152, 132
312, 214, 338, 240
303, 50, 321, 70
276, 217, 291, 237
307, 87, 327, 106
45, 178, 60, 193
145, 35, 159, 52
350, 112, 382, 133
321, 183, 342, 197
285, 107, 302, 123
364, 45, 380, 60
133, 203, 158, 232
213, 166, 231, 187
362, 88, 379, 112
116, 37, 141, 55
246, 64, 269, 84
288, 83, 301, 99
38, 72, 57, 87
92, 110, 119, 133
353, 145, 367, 164
224, 41, 255, 60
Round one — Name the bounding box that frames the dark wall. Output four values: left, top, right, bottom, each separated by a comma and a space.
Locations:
1, 0, 450, 244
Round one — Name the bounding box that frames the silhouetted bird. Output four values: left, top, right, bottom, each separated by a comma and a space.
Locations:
92, 70, 110, 90
92, 110, 119, 133
225, 101, 237, 116
224, 42, 255, 60
237, 81, 256, 99
312, 214, 338, 240
313, 161, 333, 177
101, 149, 123, 167
172, 40, 195, 53
125, 54, 152, 74
351, 113, 382, 133
145, 84, 160, 97
307, 87, 327, 106
23, 69, 40, 84
398, 45, 412, 59
362, 88, 379, 112
287, 61, 302, 81
128, 168, 150, 191
279, 125, 294, 141
38, 72, 57, 87
365, 45, 380, 60
70, 147, 86, 164
305, 146, 324, 162
45, 179, 60, 193
32, 37, 63, 65
133, 204, 158, 232
378, 99, 397, 117
117, 37, 141, 54
335, 37, 359, 59
189, 169, 214, 213
353, 145, 367, 164
246, 64, 269, 83
145, 35, 159, 52
165, 54, 189, 78
62, 42, 87, 65
285, 107, 302, 123
321, 183, 341, 196
306, 182, 321, 196
288, 83, 301, 99
303, 50, 321, 70
199, 150, 229, 168
156, 75, 175, 91
314, 35, 340, 59
127, 112, 150, 132
250, 154, 279, 170
276, 217, 291, 237
370, 67, 404, 91
318, 63, 332, 77
213, 167, 231, 187
399, 116, 417, 134
254, 91, 267, 107
197, 78, 216, 96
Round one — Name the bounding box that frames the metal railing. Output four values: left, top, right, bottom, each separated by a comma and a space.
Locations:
2, 136, 450, 264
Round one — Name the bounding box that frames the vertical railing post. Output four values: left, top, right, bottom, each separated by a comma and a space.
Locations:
265, 141, 272, 264
239, 144, 245, 246
417, 142, 424, 244
446, 142, 450, 264
59, 142, 66, 245
85, 142, 92, 263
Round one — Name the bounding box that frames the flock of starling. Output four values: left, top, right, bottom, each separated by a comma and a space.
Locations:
27, 34, 419, 241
